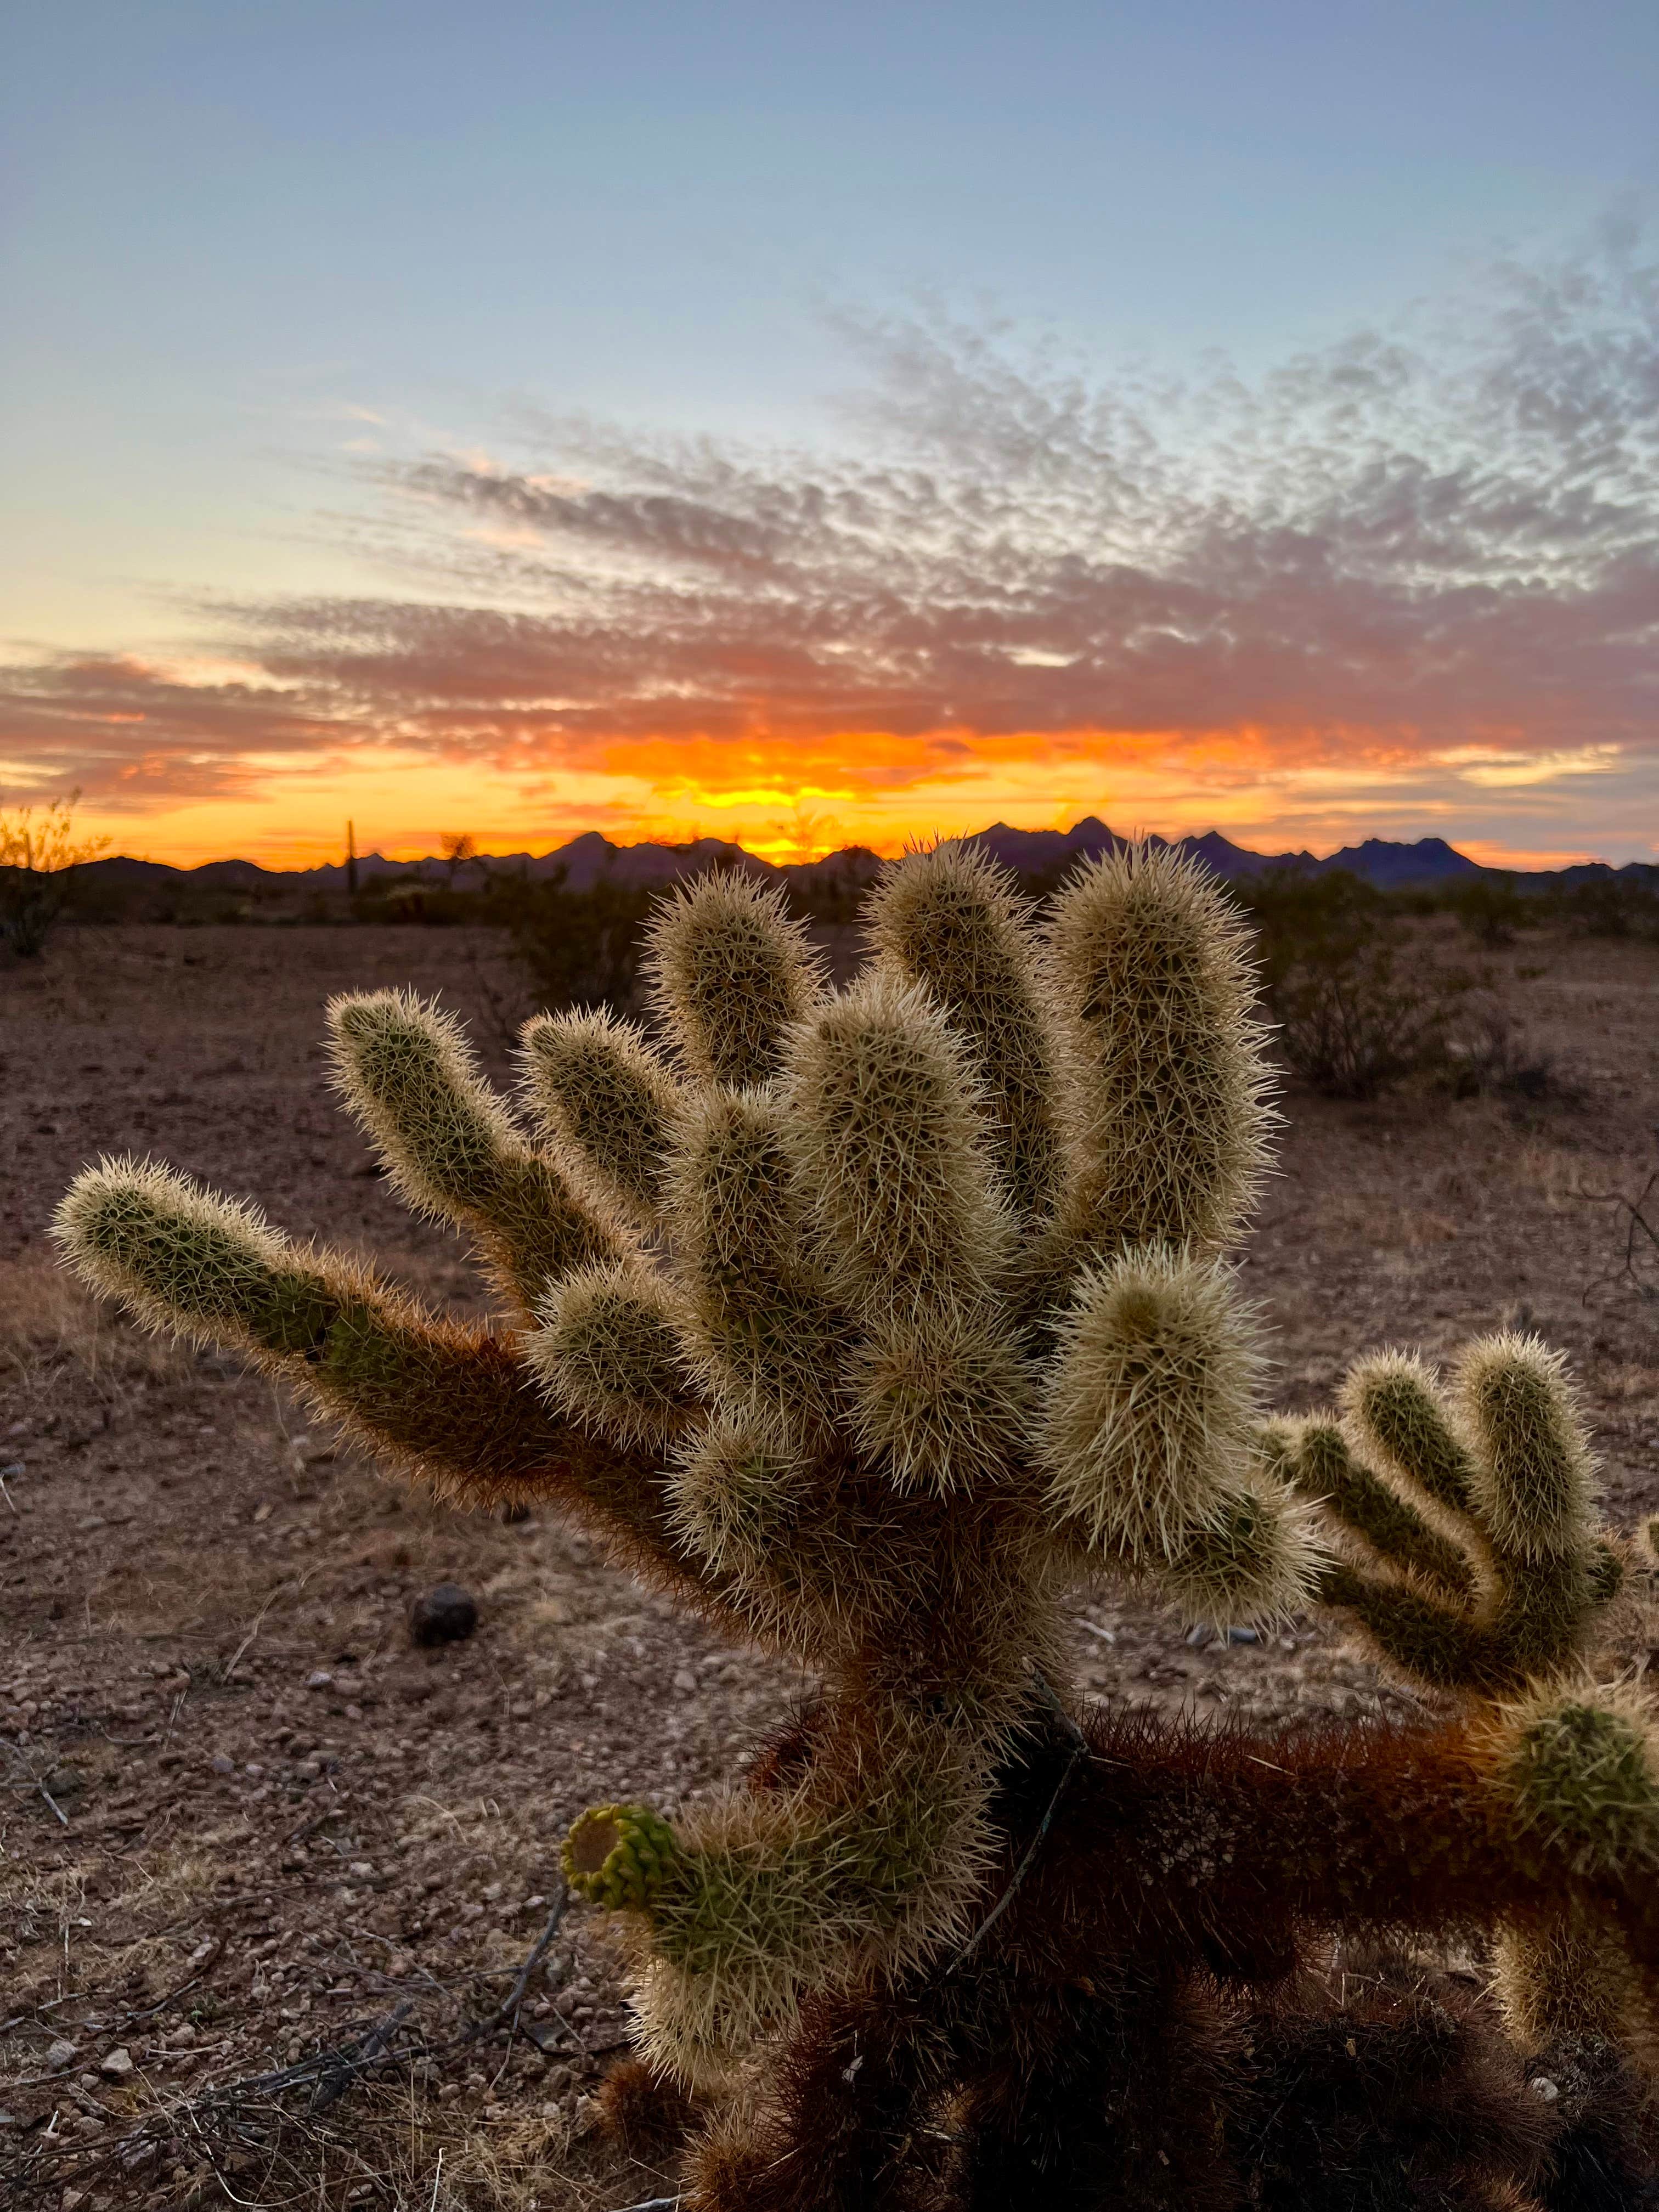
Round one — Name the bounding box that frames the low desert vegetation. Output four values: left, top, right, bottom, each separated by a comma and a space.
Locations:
0, 793, 110, 958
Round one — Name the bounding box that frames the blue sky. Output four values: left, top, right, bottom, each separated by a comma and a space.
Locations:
4, 2, 1658, 865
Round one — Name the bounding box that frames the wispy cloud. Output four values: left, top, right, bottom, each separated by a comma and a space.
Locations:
4, 225, 1657, 856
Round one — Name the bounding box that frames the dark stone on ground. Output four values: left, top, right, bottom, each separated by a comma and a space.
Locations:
408, 1583, 478, 1647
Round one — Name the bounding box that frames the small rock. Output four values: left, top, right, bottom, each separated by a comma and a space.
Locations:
210, 1754, 235, 1775
0, 2110, 15, 2126
46, 2039, 78, 2070
348, 1860, 374, 1880
408, 1583, 478, 1649
306, 1669, 333, 1690
1227, 1627, 1260, 1645
1530, 2075, 1559, 2102
99, 2046, 134, 2079
1184, 1623, 1211, 1647
672, 1668, 697, 1693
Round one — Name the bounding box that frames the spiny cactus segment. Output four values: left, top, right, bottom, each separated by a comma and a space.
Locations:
1274, 1335, 1621, 1693
1490, 1678, 1659, 1877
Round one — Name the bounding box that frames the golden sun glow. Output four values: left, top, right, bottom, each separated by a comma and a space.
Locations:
44, 718, 1641, 872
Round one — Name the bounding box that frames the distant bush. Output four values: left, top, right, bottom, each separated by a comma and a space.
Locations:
349, 876, 480, 927
1239, 870, 1471, 1099
1443, 874, 1533, 946
1549, 873, 1659, 939
498, 870, 658, 1015
1441, 993, 1561, 1102
0, 794, 110, 957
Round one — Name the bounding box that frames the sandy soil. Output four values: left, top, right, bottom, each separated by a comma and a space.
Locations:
4, 918, 1659, 2210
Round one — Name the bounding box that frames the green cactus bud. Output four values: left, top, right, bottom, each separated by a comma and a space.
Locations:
565, 1804, 681, 1912
1042, 843, 1274, 1261
1454, 1333, 1597, 1565
785, 970, 1012, 1321
645, 871, 824, 1087
52, 1158, 339, 1358
1339, 1351, 1477, 1519
518, 1008, 684, 1227
1491, 1680, 1659, 1877
328, 989, 614, 1310
1036, 1246, 1263, 1562
866, 840, 1062, 1222
524, 1262, 700, 1447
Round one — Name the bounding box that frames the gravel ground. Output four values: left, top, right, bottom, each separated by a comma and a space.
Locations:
3, 916, 1659, 2209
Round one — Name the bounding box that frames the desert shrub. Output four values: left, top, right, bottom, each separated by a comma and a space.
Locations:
349, 874, 482, 926
1445, 873, 1534, 946
496, 869, 658, 1015
1550, 872, 1659, 939
1442, 994, 1561, 1103
1240, 870, 1471, 1098
0, 794, 109, 957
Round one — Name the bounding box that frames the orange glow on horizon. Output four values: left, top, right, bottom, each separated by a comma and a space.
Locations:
33, 718, 1647, 874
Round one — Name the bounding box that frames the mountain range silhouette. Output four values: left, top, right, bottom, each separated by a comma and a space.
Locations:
74, 818, 1649, 896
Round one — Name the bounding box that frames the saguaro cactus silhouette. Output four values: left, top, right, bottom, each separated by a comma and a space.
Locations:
54, 843, 1659, 2207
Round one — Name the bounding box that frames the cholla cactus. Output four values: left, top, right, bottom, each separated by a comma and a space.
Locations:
52, 843, 1659, 2207
1273, 1340, 1659, 2140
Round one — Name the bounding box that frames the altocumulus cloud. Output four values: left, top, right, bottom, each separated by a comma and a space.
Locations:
3, 226, 1657, 836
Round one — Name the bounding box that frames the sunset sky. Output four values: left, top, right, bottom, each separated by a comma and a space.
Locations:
5, 3, 1659, 870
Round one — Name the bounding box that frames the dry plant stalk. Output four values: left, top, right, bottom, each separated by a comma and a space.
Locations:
54, 843, 1659, 2207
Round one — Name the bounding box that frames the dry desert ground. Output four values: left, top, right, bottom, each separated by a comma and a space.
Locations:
4, 917, 1659, 2209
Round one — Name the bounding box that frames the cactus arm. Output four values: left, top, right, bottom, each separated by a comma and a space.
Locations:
1455, 1333, 1598, 1563
518, 1008, 685, 1230
1314, 1558, 1509, 1690
865, 841, 1063, 1224
1448, 1333, 1608, 1680
1491, 1915, 1639, 2050
313, 1308, 738, 1624
1038, 844, 1276, 1283
1016, 1706, 1659, 1990
1297, 1336, 1622, 1696
524, 1261, 704, 1449
326, 989, 620, 1317
666, 1088, 847, 1442
565, 1716, 992, 2084
1339, 1352, 1478, 1519
645, 872, 826, 1087
1267, 1414, 1476, 1602
1036, 1248, 1266, 1564
784, 973, 1024, 1496
50, 1159, 736, 1622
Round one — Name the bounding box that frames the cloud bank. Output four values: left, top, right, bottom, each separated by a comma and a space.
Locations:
4, 226, 1657, 860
